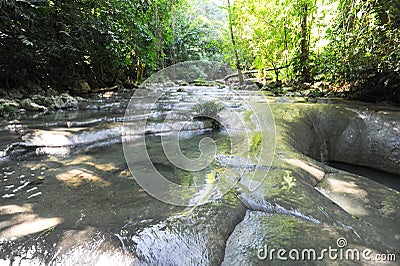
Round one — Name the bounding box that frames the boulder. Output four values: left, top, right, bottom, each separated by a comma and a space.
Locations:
0, 99, 19, 108
56, 93, 78, 108
31, 93, 78, 109
72, 80, 91, 94
288, 105, 400, 175
0, 99, 20, 117
20, 99, 47, 111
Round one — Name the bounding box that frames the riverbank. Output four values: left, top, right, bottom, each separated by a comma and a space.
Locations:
0, 83, 136, 119
1, 77, 399, 120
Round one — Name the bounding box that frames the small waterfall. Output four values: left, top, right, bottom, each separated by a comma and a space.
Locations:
310, 119, 330, 163
320, 140, 329, 163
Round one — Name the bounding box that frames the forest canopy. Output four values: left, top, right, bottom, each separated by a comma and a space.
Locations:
0, 0, 399, 102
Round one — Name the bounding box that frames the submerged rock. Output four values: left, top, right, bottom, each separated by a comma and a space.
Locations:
0, 86, 399, 264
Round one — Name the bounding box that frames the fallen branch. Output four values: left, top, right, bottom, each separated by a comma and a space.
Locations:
92, 85, 119, 93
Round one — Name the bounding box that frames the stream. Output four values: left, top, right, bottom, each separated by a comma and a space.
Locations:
0, 83, 399, 265
0, 85, 262, 264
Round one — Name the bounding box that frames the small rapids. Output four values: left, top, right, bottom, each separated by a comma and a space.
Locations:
0, 87, 235, 158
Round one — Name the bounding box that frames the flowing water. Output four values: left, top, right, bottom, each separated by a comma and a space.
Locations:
0, 86, 264, 264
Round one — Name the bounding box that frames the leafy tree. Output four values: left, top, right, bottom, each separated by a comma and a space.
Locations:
226, 0, 244, 84
169, 0, 226, 63
1, 0, 398, 103
221, 0, 322, 83
321, 0, 400, 101
0, 0, 197, 93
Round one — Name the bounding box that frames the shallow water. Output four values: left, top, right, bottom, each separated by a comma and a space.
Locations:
328, 161, 400, 191
0, 86, 254, 264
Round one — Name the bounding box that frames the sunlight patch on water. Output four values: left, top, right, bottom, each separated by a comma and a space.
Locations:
56, 169, 112, 187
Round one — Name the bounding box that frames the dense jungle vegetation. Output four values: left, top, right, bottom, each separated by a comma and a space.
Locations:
0, 0, 399, 102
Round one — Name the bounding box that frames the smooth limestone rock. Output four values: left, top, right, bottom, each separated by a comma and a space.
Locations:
316, 172, 399, 237
223, 103, 400, 265
120, 195, 246, 265
223, 211, 376, 266
1, 86, 398, 265
288, 105, 400, 175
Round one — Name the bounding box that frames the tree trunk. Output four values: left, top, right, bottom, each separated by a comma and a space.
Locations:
270, 61, 279, 82
227, 0, 244, 85
170, 0, 176, 65
300, 2, 310, 82
284, 18, 289, 66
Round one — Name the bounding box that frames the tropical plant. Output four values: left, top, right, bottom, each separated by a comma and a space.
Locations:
192, 101, 224, 117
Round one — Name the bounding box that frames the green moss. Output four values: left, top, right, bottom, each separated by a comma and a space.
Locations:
243, 111, 256, 130
250, 132, 262, 153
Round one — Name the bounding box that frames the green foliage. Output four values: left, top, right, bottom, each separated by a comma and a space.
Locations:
307, 88, 326, 98
0, 0, 224, 93
171, 0, 226, 63
192, 101, 223, 117
221, 0, 327, 82
1, 0, 398, 102
320, 0, 400, 102
221, 0, 399, 101
0, 104, 19, 118
250, 132, 262, 153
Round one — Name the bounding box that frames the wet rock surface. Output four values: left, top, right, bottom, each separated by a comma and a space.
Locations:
287, 104, 400, 175
0, 93, 82, 119
0, 87, 399, 265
